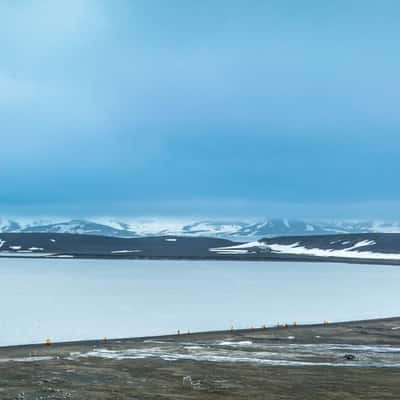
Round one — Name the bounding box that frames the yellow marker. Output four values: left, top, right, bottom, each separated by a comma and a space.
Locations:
323, 320, 329, 325
45, 338, 52, 346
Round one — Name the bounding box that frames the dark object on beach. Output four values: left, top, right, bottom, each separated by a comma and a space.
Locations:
344, 354, 356, 361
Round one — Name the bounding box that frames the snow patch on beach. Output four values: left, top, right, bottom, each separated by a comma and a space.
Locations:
69, 342, 400, 368
0, 356, 53, 363
218, 341, 253, 346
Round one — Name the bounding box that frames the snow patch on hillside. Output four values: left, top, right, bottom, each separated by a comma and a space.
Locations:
267, 242, 400, 260
211, 240, 400, 261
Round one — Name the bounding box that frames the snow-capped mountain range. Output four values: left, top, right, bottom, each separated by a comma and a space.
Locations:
2, 218, 400, 239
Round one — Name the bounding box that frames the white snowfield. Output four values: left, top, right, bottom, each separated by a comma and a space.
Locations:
3, 217, 400, 239
210, 241, 271, 255
210, 240, 400, 261
110, 250, 141, 254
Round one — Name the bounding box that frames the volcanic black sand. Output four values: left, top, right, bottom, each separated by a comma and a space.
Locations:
1, 317, 400, 399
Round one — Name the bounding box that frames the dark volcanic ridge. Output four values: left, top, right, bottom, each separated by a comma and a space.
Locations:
1, 232, 400, 264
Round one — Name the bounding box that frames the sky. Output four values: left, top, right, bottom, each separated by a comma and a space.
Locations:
1, 0, 400, 220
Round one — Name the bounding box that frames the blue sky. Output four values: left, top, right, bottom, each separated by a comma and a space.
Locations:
1, 0, 400, 219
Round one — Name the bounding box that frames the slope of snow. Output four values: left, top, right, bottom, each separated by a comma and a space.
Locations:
267, 242, 400, 260
93, 218, 191, 236
210, 240, 400, 261
110, 250, 141, 254
182, 221, 243, 236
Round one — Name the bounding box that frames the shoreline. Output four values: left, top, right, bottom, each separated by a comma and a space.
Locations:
2, 316, 399, 351
2, 253, 400, 265
1, 316, 400, 399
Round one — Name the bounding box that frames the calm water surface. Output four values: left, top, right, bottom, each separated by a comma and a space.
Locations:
0, 259, 399, 346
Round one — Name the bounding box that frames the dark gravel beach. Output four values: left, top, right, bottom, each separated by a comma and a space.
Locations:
1, 317, 400, 399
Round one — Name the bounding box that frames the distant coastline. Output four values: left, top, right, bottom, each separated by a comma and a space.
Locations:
1, 232, 400, 265
1, 316, 399, 350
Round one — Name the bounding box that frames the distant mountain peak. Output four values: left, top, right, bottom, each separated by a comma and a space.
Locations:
1, 217, 400, 239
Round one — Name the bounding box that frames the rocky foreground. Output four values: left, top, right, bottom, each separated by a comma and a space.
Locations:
1, 318, 400, 399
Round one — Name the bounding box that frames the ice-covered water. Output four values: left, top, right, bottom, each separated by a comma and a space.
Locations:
0, 259, 399, 346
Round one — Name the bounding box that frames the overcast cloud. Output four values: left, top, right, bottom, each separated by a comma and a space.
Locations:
1, 0, 400, 219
